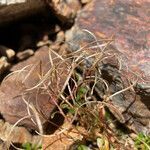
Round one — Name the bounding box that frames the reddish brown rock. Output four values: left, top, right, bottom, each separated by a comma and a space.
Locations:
0, 120, 41, 146
67, 0, 150, 83
43, 122, 84, 150
66, 0, 150, 133
0, 46, 70, 129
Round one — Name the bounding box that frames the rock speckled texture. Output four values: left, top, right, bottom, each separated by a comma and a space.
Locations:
0, 46, 70, 129
66, 0, 150, 133
68, 0, 150, 82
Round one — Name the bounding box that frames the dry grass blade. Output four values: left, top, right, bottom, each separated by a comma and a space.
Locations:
82, 29, 102, 52
29, 104, 43, 135
22, 94, 37, 125
108, 81, 137, 101
2, 64, 32, 83
22, 63, 39, 83
1, 30, 139, 149
25, 67, 53, 91
5, 116, 31, 144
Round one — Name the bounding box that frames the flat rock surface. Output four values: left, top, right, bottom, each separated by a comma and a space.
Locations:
0, 46, 70, 129
67, 0, 150, 83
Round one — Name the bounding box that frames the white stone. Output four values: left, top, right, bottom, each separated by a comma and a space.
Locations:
0, 0, 26, 5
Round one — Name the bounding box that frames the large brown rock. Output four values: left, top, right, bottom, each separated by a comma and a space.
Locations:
0, 46, 70, 129
67, 0, 150, 82
0, 0, 81, 25
0, 0, 47, 25
66, 0, 150, 133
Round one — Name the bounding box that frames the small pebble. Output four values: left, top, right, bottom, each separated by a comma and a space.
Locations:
36, 40, 51, 47
81, 0, 91, 4
0, 56, 10, 75
56, 31, 65, 43
16, 49, 34, 61
0, 45, 15, 61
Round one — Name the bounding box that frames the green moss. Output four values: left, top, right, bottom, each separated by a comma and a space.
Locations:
134, 133, 150, 150
22, 142, 42, 150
